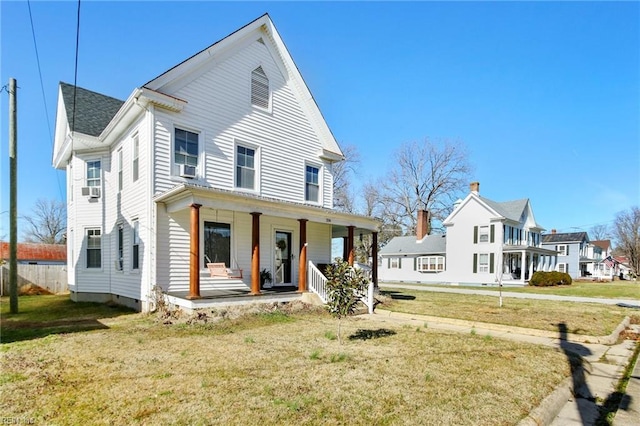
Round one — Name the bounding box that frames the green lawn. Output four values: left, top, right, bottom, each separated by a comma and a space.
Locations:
1, 295, 135, 343
380, 288, 635, 336
0, 295, 570, 425
384, 280, 639, 299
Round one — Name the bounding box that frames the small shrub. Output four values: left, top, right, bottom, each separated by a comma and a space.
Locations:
309, 349, 321, 360
529, 271, 572, 287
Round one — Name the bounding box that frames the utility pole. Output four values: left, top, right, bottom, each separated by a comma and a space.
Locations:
9, 78, 18, 313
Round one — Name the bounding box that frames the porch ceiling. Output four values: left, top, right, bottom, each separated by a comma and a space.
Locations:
154, 183, 380, 231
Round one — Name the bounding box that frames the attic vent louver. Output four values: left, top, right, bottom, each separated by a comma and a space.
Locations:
257, 37, 265, 45
251, 66, 269, 109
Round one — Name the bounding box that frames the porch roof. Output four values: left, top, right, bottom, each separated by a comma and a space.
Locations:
502, 245, 557, 255
153, 183, 380, 236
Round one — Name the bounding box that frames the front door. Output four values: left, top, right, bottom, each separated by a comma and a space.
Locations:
275, 231, 292, 284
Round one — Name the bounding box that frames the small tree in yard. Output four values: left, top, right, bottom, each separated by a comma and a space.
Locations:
324, 258, 369, 344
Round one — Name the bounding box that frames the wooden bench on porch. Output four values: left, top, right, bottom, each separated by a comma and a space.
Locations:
207, 263, 243, 279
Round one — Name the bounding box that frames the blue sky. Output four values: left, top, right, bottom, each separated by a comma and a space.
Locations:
1, 1, 638, 240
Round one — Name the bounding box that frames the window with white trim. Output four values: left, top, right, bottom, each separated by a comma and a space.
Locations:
132, 219, 140, 270
305, 165, 320, 202
117, 149, 123, 192
174, 128, 199, 168
557, 245, 568, 256
417, 256, 445, 272
251, 66, 269, 109
116, 224, 123, 270
86, 228, 101, 268
389, 258, 400, 269
558, 263, 567, 273
478, 253, 489, 273
132, 134, 139, 182
479, 225, 489, 243
236, 145, 256, 190
86, 160, 101, 187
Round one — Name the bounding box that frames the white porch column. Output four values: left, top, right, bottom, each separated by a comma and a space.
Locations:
528, 254, 534, 281
521, 250, 526, 283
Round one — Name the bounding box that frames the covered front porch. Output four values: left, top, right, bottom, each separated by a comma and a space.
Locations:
153, 184, 380, 309
500, 245, 558, 284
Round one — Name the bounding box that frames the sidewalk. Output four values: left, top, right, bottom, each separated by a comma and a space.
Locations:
361, 309, 639, 426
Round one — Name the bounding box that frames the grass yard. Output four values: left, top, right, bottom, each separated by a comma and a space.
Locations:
386, 280, 640, 300
0, 295, 570, 425
381, 288, 635, 336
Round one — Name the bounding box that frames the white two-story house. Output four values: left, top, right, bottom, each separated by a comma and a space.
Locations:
379, 182, 558, 285
52, 14, 379, 311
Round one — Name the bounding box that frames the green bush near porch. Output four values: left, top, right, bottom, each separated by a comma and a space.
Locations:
529, 271, 572, 287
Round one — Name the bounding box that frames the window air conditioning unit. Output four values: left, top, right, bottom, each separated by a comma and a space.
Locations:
81, 187, 90, 196
89, 187, 101, 198
180, 164, 196, 178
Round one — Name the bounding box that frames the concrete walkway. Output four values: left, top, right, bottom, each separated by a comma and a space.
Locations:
381, 283, 640, 308
366, 285, 640, 425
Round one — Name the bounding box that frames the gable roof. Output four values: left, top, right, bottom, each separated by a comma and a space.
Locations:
591, 240, 611, 251
542, 232, 588, 244
379, 234, 446, 256
443, 191, 543, 230
143, 13, 343, 160
59, 82, 124, 137
0, 242, 66, 262
480, 197, 529, 223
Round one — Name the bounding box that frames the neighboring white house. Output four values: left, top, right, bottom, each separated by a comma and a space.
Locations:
590, 240, 615, 280
379, 182, 558, 285
52, 14, 379, 311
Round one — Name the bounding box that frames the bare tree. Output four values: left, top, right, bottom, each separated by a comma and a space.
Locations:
589, 224, 612, 241
332, 144, 360, 213
380, 139, 472, 235
22, 198, 66, 244
612, 206, 639, 278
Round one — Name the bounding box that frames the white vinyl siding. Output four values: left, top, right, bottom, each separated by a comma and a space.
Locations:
151, 39, 335, 208
117, 149, 123, 192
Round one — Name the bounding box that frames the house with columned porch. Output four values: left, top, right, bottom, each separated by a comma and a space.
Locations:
52, 14, 379, 312
379, 182, 557, 285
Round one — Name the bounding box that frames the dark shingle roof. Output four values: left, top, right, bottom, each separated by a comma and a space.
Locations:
60, 82, 124, 137
542, 232, 588, 244
379, 234, 446, 256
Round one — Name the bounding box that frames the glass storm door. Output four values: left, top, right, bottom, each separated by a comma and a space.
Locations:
275, 231, 292, 284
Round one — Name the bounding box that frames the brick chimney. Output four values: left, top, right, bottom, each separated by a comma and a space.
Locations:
417, 210, 431, 240
551, 229, 557, 234
470, 181, 480, 194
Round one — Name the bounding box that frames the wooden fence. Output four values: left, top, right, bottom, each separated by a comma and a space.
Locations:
0, 264, 68, 295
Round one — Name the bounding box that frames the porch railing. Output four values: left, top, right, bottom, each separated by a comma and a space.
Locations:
307, 261, 374, 314
308, 261, 328, 303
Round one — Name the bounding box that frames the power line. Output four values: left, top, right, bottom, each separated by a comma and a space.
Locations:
27, 0, 64, 201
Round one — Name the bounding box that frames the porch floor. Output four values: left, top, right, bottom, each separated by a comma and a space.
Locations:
168, 285, 299, 300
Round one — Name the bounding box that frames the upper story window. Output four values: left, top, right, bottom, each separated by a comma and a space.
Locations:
117, 149, 123, 192
251, 66, 269, 109
132, 134, 139, 182
236, 145, 256, 190
557, 244, 568, 256
305, 165, 320, 202
174, 128, 199, 168
86, 160, 101, 187
479, 226, 489, 243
